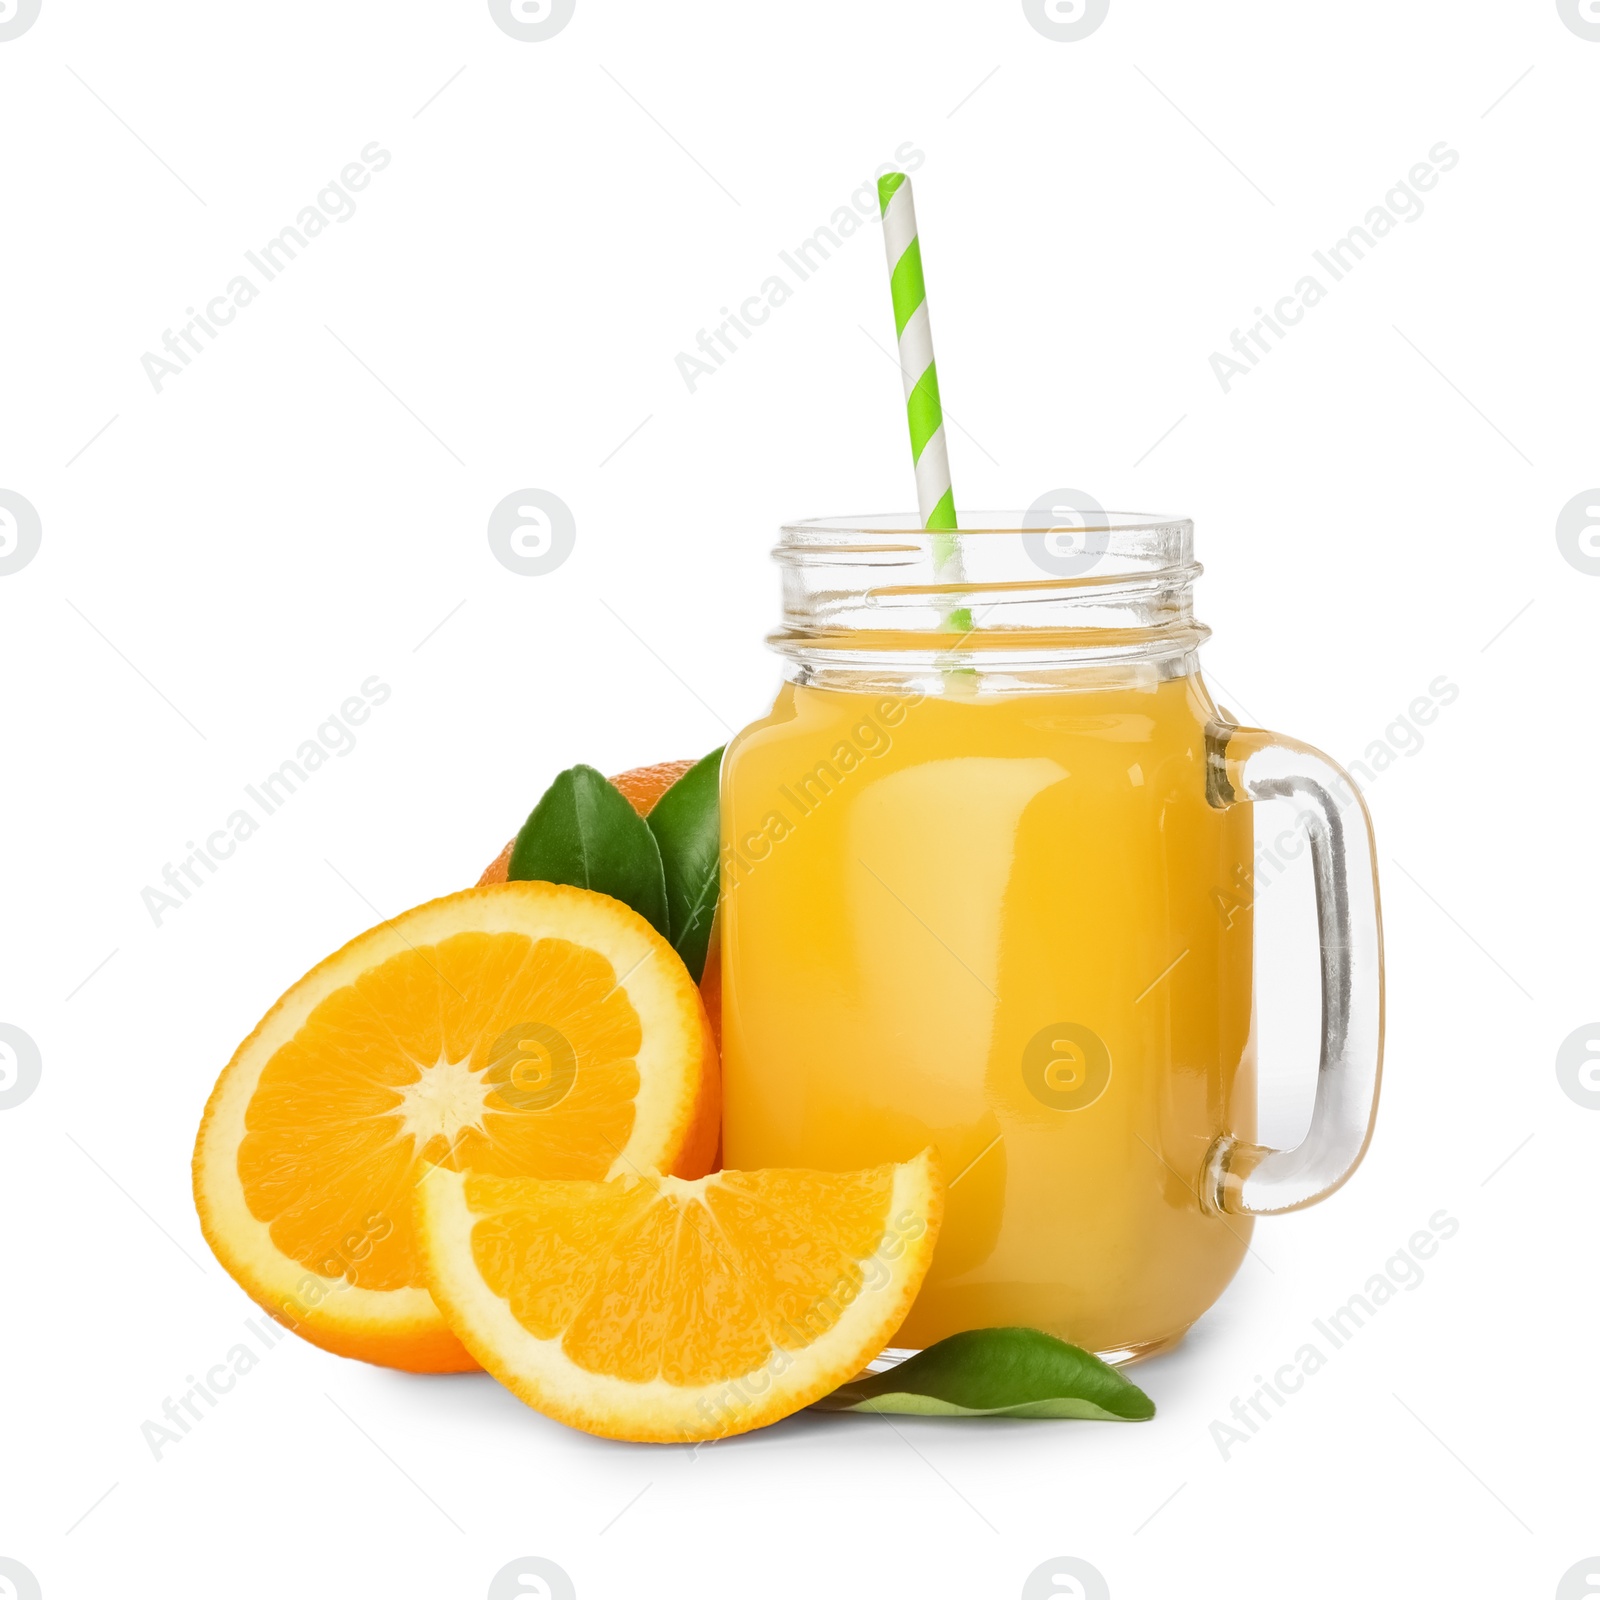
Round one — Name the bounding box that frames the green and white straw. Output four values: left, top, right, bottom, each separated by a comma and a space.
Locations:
877, 170, 969, 633
877, 172, 956, 532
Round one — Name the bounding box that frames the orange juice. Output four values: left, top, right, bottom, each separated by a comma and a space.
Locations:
720, 670, 1255, 1357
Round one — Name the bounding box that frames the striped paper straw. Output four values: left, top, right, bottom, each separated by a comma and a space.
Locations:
877, 172, 957, 533
877, 171, 970, 637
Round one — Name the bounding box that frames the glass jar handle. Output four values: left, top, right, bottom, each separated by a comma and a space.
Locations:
1204, 722, 1385, 1216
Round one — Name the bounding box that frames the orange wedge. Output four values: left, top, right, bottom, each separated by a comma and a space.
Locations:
193, 882, 718, 1373
416, 1150, 943, 1441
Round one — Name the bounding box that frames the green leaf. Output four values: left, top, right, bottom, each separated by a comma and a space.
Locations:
810, 1327, 1155, 1421
644, 746, 724, 982
507, 764, 669, 939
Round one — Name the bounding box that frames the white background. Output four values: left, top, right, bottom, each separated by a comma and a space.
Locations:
2, 2, 1597, 1597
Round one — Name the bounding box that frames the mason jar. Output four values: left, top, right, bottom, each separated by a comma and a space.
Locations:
718, 512, 1383, 1360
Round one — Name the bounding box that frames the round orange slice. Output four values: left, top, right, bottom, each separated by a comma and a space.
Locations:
193, 882, 718, 1373
415, 1150, 943, 1441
